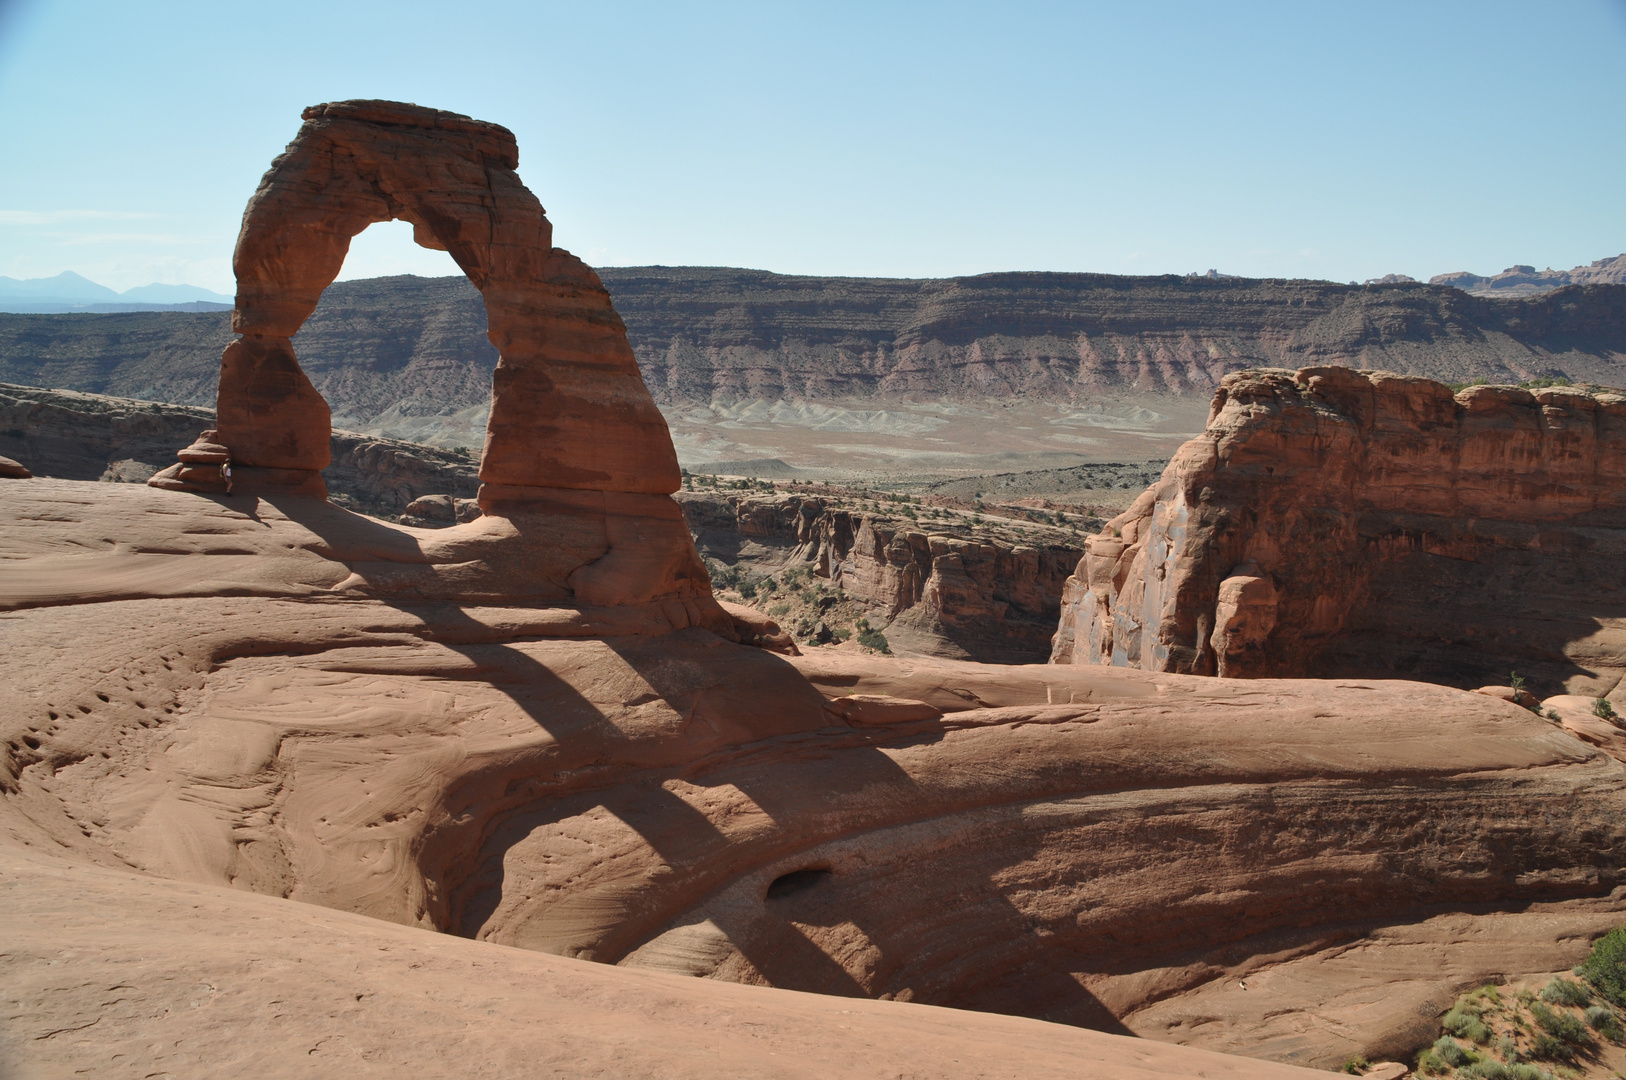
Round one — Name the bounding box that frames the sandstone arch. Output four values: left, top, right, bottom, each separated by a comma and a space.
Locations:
149, 100, 726, 614
185, 99, 680, 503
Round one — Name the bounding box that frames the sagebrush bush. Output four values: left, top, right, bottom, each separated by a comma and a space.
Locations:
1585, 1003, 1623, 1039
1443, 1005, 1491, 1043
1433, 1036, 1474, 1067
1539, 976, 1590, 1007
1529, 1001, 1589, 1046
1580, 925, 1626, 1006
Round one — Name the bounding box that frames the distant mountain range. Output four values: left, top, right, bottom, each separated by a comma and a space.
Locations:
1429, 254, 1626, 298
0, 272, 232, 313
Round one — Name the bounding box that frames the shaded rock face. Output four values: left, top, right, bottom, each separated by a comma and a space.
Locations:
1052, 366, 1626, 695
679, 490, 1081, 662
145, 100, 717, 615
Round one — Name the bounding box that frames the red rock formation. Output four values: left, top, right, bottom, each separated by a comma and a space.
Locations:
1052, 366, 1626, 695
0, 454, 30, 478
680, 490, 1080, 662
146, 100, 720, 619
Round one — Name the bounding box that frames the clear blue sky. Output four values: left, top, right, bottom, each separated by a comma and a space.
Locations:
1, 0, 1623, 293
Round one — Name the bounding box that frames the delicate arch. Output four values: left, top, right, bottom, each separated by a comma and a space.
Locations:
210, 99, 679, 501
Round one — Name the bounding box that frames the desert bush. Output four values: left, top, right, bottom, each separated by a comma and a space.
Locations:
1444, 1005, 1491, 1043
1595, 697, 1618, 721
1539, 976, 1590, 1007
1526, 1034, 1573, 1062
1579, 926, 1626, 1006
1433, 1036, 1474, 1066
1464, 1065, 1554, 1080
1414, 1047, 1447, 1075
1584, 1003, 1623, 1040
1526, 1002, 1590, 1060
853, 617, 891, 655
1459, 1063, 1512, 1080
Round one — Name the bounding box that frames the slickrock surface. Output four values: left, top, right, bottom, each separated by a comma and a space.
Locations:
4, 479, 1626, 1075
1053, 366, 1626, 699
0, 850, 1322, 1080
679, 489, 1082, 662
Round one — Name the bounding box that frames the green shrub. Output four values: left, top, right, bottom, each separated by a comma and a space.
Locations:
1340, 1057, 1369, 1075
1527, 1001, 1590, 1059
1526, 1034, 1573, 1062
1579, 926, 1626, 1006
1539, 976, 1590, 1007
1460, 1062, 1513, 1080
1595, 697, 1618, 721
1510, 1066, 1555, 1080
1584, 1003, 1623, 1039
1470, 1065, 1554, 1080
1433, 1036, 1474, 1066
1415, 1047, 1447, 1075
854, 617, 890, 655
1444, 1005, 1492, 1043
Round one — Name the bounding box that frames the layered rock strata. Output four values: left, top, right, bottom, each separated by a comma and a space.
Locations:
679, 490, 1081, 662
1052, 366, 1626, 698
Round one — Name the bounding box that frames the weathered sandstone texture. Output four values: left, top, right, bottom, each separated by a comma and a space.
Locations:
6, 479, 1626, 1076
679, 490, 1081, 662
1053, 366, 1626, 698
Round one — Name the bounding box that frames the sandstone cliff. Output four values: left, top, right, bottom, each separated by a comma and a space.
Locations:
2, 271, 1624, 448
1052, 366, 1626, 700
679, 489, 1083, 662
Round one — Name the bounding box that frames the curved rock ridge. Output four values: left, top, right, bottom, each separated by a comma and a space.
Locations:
1051, 366, 1626, 694
143, 100, 715, 616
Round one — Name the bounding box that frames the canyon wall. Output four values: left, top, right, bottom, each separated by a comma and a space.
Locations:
1052, 366, 1626, 698
1, 272, 1622, 444
679, 490, 1081, 662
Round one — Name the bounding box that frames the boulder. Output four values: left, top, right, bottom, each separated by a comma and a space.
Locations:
0, 454, 30, 478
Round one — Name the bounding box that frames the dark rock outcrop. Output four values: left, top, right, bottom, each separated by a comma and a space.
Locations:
1051, 366, 1626, 700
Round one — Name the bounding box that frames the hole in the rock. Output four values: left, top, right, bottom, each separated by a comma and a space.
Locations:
296, 218, 496, 523
766, 867, 832, 901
